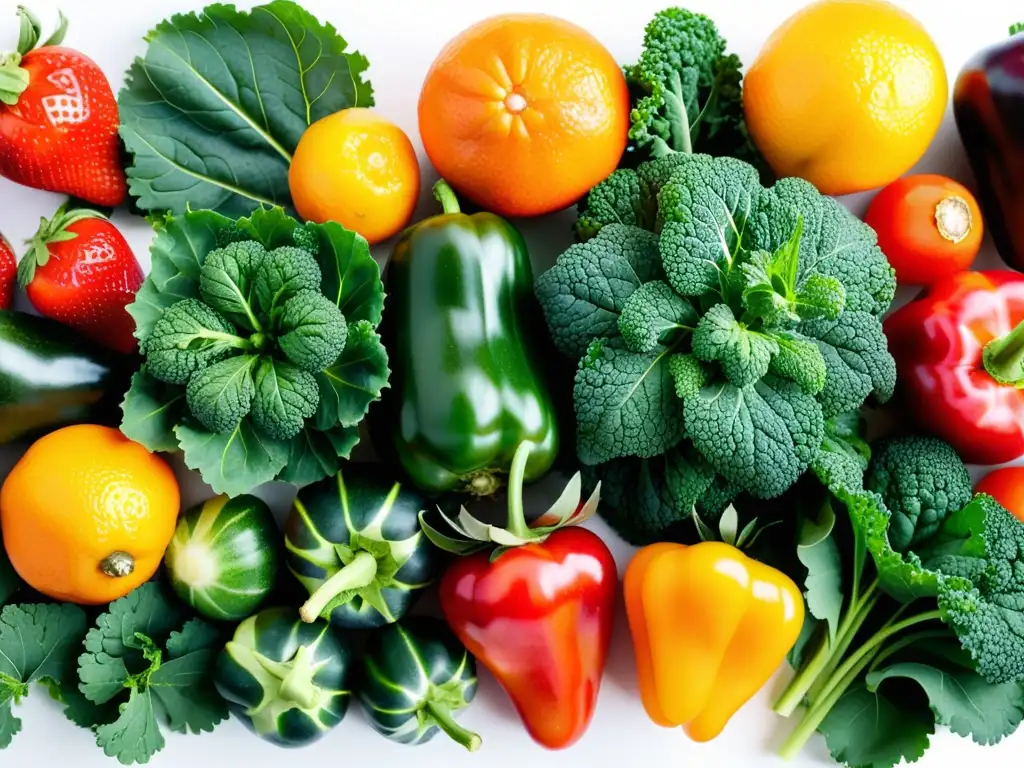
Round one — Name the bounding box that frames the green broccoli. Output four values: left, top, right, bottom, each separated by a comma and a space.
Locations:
291, 224, 320, 254
185, 355, 258, 433
865, 436, 974, 552
277, 290, 348, 373
145, 299, 250, 386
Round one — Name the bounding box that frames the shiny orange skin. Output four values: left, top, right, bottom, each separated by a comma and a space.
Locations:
743, 0, 947, 196
865, 175, 983, 286
418, 14, 630, 217
0, 425, 180, 604
289, 108, 420, 245
975, 467, 1024, 523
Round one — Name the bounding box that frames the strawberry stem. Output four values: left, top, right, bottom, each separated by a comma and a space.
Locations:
18, 202, 108, 287
0, 53, 28, 106
14, 7, 67, 54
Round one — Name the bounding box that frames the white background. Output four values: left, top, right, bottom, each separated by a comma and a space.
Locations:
0, 0, 1020, 766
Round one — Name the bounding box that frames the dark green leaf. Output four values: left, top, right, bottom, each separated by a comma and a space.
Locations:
276, 425, 361, 486
185, 355, 258, 433
250, 358, 319, 440
314, 321, 390, 429
617, 280, 697, 353
175, 419, 289, 497
692, 303, 778, 387
797, 502, 843, 641
769, 330, 827, 395
313, 222, 383, 326
667, 354, 706, 400
119, 369, 186, 453
95, 688, 164, 765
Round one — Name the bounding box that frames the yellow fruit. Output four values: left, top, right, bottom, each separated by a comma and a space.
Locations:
0, 425, 180, 604
743, 0, 947, 195
289, 107, 421, 245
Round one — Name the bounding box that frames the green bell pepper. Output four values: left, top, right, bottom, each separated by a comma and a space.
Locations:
213, 607, 352, 748
285, 463, 441, 629
359, 617, 481, 751
379, 180, 559, 497
164, 494, 281, 621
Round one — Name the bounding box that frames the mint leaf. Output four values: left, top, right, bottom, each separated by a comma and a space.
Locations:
794, 273, 845, 321
617, 280, 697, 353
692, 303, 778, 387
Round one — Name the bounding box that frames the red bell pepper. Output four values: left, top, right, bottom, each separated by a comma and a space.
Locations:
884, 270, 1024, 464
419, 441, 616, 750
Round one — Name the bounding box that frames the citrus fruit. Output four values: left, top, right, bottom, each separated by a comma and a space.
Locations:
0, 424, 180, 604
418, 14, 630, 217
743, 0, 947, 196
289, 107, 420, 245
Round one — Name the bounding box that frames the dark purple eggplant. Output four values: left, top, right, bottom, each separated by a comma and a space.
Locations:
954, 24, 1024, 270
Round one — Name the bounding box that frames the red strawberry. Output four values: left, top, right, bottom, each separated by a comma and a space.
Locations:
0, 232, 14, 309
0, 8, 126, 206
18, 203, 143, 353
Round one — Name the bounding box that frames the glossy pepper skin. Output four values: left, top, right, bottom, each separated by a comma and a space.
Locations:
954, 27, 1024, 270
213, 607, 353, 748
885, 270, 1024, 465
379, 180, 559, 496
624, 541, 804, 741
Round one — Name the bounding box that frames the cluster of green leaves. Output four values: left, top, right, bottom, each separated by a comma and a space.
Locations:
622, 7, 763, 172
118, 0, 374, 217
121, 207, 389, 497
777, 456, 1024, 768
0, 584, 225, 765
536, 153, 895, 544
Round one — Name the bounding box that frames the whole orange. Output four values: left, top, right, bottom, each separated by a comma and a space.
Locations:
418, 14, 630, 217
743, 0, 947, 196
289, 108, 420, 245
0, 424, 180, 604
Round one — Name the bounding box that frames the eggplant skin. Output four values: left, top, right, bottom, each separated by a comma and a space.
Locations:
0, 310, 133, 444
954, 33, 1024, 270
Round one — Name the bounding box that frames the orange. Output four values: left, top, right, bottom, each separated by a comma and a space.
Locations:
289, 108, 420, 245
418, 14, 630, 217
0, 425, 180, 604
743, 0, 947, 196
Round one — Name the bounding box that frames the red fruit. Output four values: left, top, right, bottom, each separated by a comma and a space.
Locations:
0, 233, 14, 309
0, 8, 126, 206
18, 204, 142, 353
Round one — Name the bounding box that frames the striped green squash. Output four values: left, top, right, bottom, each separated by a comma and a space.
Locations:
165, 494, 281, 621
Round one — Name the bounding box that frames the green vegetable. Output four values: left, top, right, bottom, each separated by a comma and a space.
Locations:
774, 485, 1024, 767
77, 583, 228, 765
622, 8, 761, 172
121, 206, 389, 496
164, 494, 282, 622
378, 181, 559, 496
0, 604, 88, 749
214, 607, 352, 747
285, 464, 441, 629
118, 0, 373, 217
865, 436, 974, 553
537, 153, 896, 544
359, 618, 480, 750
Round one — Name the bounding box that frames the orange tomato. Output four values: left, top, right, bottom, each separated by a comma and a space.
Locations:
865, 175, 983, 286
975, 467, 1024, 523
0, 425, 180, 604
289, 108, 420, 245
418, 14, 629, 218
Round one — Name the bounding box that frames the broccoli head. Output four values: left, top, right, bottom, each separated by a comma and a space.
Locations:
277, 290, 348, 373
865, 436, 973, 553
144, 298, 248, 386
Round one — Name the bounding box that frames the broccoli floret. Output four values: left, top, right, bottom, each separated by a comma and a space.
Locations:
292, 224, 320, 254
277, 290, 348, 373
865, 436, 973, 553
250, 358, 319, 440
255, 246, 322, 318
185, 355, 258, 433
144, 298, 248, 386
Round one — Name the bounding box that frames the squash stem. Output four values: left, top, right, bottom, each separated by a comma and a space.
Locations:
425, 701, 481, 752
277, 644, 320, 710
299, 550, 378, 623
433, 180, 462, 215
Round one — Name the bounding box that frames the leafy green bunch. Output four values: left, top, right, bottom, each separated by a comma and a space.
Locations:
535, 153, 897, 544
122, 207, 389, 497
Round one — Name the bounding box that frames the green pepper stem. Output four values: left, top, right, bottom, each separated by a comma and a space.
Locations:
983, 318, 1024, 386
426, 701, 481, 752
298, 550, 378, 623
433, 180, 462, 215
505, 441, 535, 539
277, 644, 320, 710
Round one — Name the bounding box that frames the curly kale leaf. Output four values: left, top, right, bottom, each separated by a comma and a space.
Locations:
770, 330, 827, 395
535, 224, 661, 357
198, 240, 267, 331
684, 374, 824, 498
185, 355, 258, 434
692, 303, 778, 387
254, 245, 322, 319
668, 353, 707, 400
618, 280, 697, 353
144, 299, 248, 386
250, 358, 320, 440
574, 337, 685, 465
812, 412, 871, 494
277, 289, 349, 373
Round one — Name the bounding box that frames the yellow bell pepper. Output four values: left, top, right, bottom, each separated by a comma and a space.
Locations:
624, 541, 804, 741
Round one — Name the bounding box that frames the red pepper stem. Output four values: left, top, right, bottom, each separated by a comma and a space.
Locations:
983, 317, 1024, 386
425, 701, 482, 752
505, 441, 535, 540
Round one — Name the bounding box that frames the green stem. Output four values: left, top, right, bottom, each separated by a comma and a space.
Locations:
505, 441, 535, 539
277, 645, 320, 710
866, 629, 950, 677
805, 590, 879, 706
426, 701, 482, 752
665, 70, 692, 155
433, 180, 461, 215
298, 550, 378, 623
983, 318, 1024, 385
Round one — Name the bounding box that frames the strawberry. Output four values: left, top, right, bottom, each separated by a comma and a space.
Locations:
0, 232, 14, 309
0, 8, 126, 206
18, 203, 143, 353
